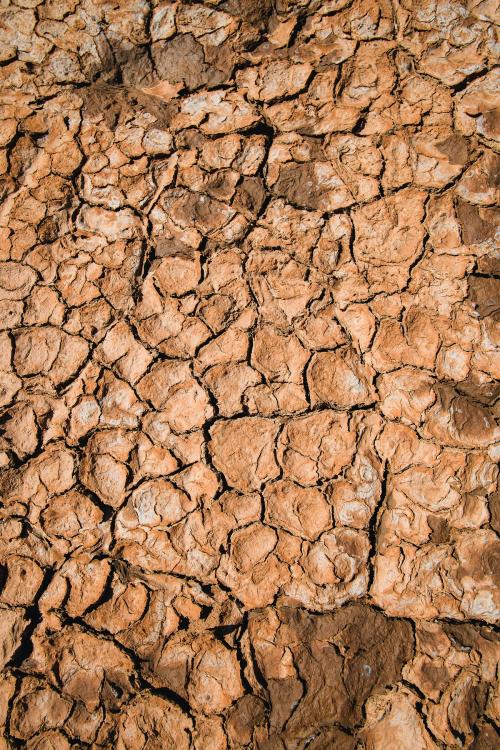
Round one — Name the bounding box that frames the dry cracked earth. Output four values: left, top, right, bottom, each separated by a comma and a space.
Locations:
0, 0, 499, 748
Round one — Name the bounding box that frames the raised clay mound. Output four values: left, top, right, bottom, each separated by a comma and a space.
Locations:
0, 1, 499, 748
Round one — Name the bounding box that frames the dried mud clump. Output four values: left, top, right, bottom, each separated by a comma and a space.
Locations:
0, 0, 499, 748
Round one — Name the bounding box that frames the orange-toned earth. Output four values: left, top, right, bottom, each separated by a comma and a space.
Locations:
0, 1, 499, 748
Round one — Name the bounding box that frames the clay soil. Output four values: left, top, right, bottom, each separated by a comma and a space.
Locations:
0, 1, 499, 748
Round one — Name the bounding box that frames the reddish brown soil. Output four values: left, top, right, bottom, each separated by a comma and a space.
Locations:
0, 1, 499, 748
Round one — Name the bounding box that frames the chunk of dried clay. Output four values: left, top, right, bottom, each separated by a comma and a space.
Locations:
307, 347, 377, 408
209, 417, 280, 491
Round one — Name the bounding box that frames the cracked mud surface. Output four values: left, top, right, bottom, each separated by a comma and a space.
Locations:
0, 0, 499, 748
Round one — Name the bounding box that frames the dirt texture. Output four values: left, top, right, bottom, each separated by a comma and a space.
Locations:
0, 0, 499, 748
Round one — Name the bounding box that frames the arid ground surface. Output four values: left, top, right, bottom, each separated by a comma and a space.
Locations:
0, 1, 499, 748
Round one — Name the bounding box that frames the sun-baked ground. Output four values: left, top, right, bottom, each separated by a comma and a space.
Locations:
0, 1, 499, 748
